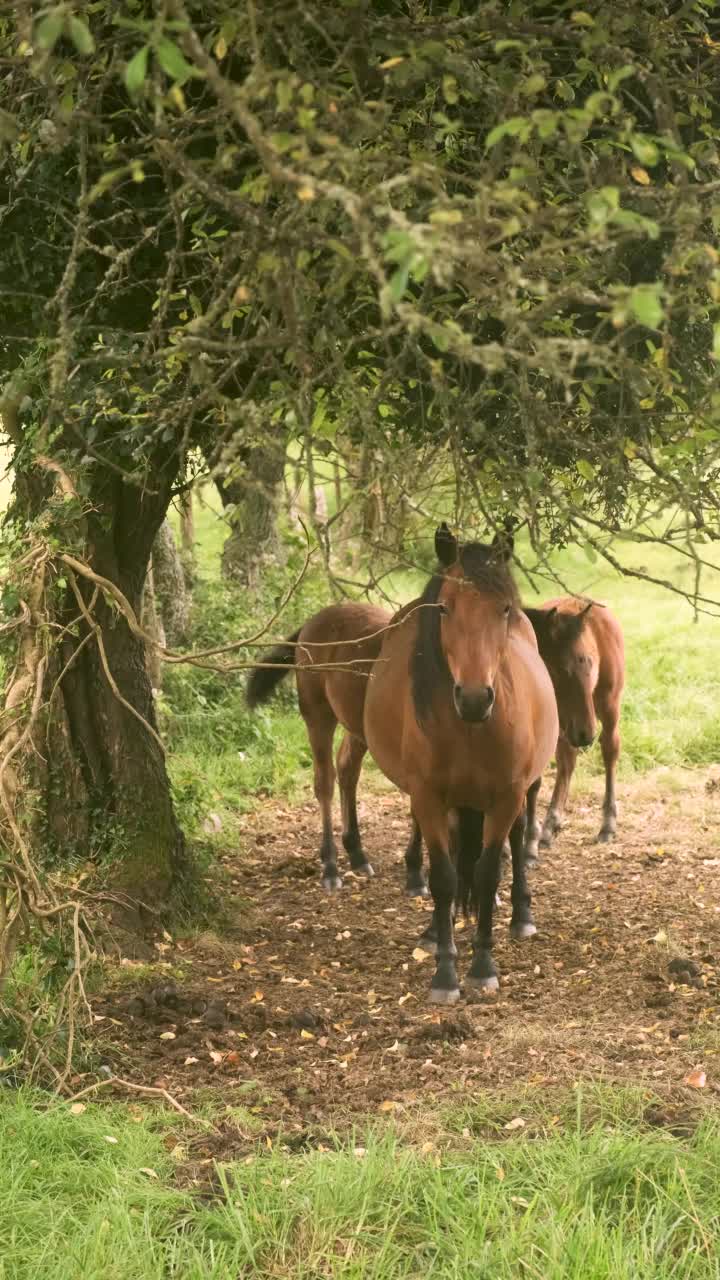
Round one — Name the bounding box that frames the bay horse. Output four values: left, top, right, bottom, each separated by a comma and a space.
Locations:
523, 598, 624, 855
363, 524, 559, 1003
245, 603, 427, 894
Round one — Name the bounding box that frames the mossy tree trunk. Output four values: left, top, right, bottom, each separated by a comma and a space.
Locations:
18, 460, 187, 911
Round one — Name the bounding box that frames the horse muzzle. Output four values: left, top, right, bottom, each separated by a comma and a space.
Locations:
566, 727, 595, 750
453, 683, 495, 724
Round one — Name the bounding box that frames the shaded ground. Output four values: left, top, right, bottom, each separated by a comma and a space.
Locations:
91, 766, 720, 1156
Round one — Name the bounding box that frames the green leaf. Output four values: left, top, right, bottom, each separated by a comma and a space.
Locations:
485, 116, 529, 148
630, 284, 663, 329
156, 38, 196, 84
576, 459, 595, 480
125, 45, 149, 96
277, 80, 293, 111
631, 135, 659, 167
68, 17, 95, 55
35, 11, 64, 52
388, 260, 412, 303
713, 321, 720, 361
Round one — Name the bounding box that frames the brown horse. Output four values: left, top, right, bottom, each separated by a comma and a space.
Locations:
523, 597, 624, 855
246, 602, 427, 894
364, 524, 559, 1003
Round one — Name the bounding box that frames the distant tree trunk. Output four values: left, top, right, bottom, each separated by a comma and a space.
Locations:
152, 520, 190, 647
216, 432, 287, 584
142, 558, 166, 692
179, 489, 195, 585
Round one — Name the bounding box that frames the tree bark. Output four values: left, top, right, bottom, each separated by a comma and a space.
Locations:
179, 489, 195, 586
16, 459, 187, 912
216, 432, 287, 585
152, 519, 190, 647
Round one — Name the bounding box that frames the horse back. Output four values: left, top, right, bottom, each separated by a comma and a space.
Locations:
296, 602, 392, 737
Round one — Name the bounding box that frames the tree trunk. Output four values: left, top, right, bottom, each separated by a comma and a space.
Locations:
179, 489, 195, 586
141, 558, 166, 692
216, 432, 287, 585
152, 519, 190, 647
14, 460, 187, 913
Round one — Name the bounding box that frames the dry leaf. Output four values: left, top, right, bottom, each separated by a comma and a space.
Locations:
684, 1068, 707, 1089
183, 1056, 199, 1066
412, 947, 431, 964
139, 1167, 158, 1179
631, 166, 651, 185
378, 1099, 398, 1113
300, 1029, 315, 1040
297, 186, 315, 201
232, 959, 243, 971
380, 56, 404, 69
159, 1031, 176, 1041
104, 1135, 119, 1145
209, 1050, 224, 1065
504, 1116, 526, 1131
69, 1102, 86, 1115
496, 1166, 505, 1181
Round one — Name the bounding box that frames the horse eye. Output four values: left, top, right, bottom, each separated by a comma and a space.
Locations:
503, 604, 511, 617
437, 602, 448, 617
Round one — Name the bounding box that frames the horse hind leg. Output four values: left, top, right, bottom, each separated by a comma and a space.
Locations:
336, 732, 374, 878
524, 778, 542, 866
304, 705, 342, 891
597, 716, 620, 843
508, 805, 537, 941
404, 812, 427, 896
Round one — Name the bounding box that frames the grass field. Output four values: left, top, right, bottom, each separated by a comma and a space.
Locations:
2, 1086, 719, 1279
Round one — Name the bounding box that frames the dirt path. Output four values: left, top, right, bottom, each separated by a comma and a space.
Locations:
92, 768, 720, 1146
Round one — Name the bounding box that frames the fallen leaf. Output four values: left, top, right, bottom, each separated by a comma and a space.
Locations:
684, 1068, 707, 1089
496, 1166, 505, 1181
378, 1100, 398, 1113
159, 1031, 176, 1041
297, 185, 315, 201
504, 1117, 526, 1131
232, 960, 243, 971
183, 1056, 199, 1066
209, 1050, 224, 1065
139, 1167, 158, 1179
69, 1102, 86, 1115
103, 1135, 119, 1145
300, 1029, 315, 1040
412, 947, 431, 964
380, 56, 404, 69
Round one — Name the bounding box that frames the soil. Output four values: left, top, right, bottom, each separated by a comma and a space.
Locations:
89, 766, 720, 1162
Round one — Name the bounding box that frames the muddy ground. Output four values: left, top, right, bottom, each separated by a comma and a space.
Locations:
91, 767, 720, 1158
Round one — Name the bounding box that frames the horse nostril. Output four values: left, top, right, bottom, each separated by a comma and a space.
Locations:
486, 686, 495, 707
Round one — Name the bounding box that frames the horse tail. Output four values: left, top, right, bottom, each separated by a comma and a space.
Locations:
454, 807, 484, 917
246, 629, 302, 709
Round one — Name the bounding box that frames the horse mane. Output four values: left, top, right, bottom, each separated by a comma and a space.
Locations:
410, 542, 520, 726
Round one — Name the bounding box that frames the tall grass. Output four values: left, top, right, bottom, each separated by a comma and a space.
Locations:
2, 1088, 719, 1279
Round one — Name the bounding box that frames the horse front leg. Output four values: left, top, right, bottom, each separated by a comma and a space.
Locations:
466, 799, 523, 992
412, 795, 458, 1004
403, 811, 427, 896
509, 805, 537, 940
539, 737, 577, 850
597, 715, 620, 843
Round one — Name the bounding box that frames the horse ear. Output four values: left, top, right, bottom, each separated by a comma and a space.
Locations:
545, 606, 558, 624
580, 601, 593, 619
435, 522, 458, 567
491, 525, 514, 562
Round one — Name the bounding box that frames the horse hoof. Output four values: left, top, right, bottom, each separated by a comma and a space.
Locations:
525, 855, 538, 870
406, 882, 429, 898
510, 921, 537, 941
418, 937, 437, 956
429, 986, 461, 1005
322, 875, 342, 893
465, 973, 499, 994
353, 862, 375, 878
596, 830, 615, 844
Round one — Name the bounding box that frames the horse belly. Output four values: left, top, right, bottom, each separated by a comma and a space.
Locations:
364, 673, 410, 795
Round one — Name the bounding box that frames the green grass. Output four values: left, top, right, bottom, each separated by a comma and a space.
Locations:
2, 1087, 719, 1279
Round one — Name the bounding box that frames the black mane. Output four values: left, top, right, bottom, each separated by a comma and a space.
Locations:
410, 542, 519, 726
